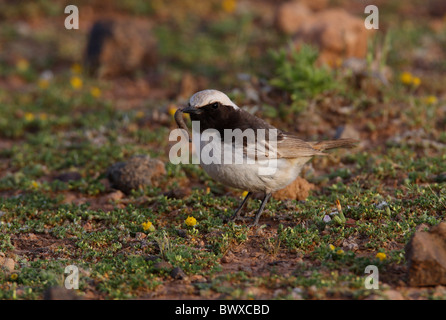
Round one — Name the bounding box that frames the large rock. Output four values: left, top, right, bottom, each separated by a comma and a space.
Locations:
85, 19, 157, 78
275, 1, 312, 35
300, 0, 328, 12
275, 0, 330, 34
273, 177, 314, 201
107, 155, 166, 194
293, 9, 373, 66
405, 222, 446, 287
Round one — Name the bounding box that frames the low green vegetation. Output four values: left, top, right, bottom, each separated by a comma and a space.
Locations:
270, 44, 340, 113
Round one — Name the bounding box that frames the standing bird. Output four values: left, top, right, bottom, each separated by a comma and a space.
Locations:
175, 90, 357, 226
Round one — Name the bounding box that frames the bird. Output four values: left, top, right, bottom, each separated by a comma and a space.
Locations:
175, 89, 358, 226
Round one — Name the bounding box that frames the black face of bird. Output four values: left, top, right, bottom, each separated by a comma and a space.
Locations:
183, 102, 242, 135
183, 102, 276, 141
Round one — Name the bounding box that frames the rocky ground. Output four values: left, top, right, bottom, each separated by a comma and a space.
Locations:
0, 0, 445, 299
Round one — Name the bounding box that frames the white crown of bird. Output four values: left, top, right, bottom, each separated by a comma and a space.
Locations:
189, 89, 239, 109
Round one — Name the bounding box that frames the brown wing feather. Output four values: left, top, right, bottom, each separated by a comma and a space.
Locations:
191, 106, 358, 159
274, 135, 359, 159
275, 134, 326, 158
309, 138, 359, 151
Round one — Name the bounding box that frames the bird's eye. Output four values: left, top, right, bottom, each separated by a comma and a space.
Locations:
212, 102, 219, 109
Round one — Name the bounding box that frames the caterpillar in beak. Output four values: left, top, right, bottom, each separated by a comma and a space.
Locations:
174, 108, 192, 142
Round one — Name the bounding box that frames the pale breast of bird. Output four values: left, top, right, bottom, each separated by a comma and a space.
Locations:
192, 127, 309, 193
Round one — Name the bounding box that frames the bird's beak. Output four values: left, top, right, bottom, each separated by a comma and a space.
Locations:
181, 105, 202, 114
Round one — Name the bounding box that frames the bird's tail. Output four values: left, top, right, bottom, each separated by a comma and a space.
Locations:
309, 138, 359, 151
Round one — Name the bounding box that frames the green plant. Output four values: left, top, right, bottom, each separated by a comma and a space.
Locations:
155, 230, 173, 260
269, 44, 339, 113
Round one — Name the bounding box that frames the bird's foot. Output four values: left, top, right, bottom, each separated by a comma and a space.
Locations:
248, 221, 259, 227
231, 214, 263, 227
248, 216, 263, 227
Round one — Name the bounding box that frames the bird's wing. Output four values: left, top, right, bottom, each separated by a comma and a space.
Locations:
226, 110, 324, 159
271, 134, 359, 159
221, 109, 357, 160
241, 132, 324, 160
308, 138, 359, 151
273, 133, 326, 158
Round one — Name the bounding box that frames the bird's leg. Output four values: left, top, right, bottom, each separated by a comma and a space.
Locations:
251, 193, 272, 226
230, 192, 252, 221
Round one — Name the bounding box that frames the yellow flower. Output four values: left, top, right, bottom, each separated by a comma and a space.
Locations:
10, 273, 18, 281
24, 112, 35, 122
90, 87, 101, 98
376, 252, 386, 261
400, 72, 413, 85
142, 221, 151, 230
329, 244, 335, 251
168, 105, 177, 116
30, 180, 39, 189
241, 191, 249, 198
222, 0, 236, 13
16, 58, 29, 72
70, 76, 83, 90
39, 113, 48, 121
136, 111, 145, 119
71, 63, 83, 74
424, 95, 438, 105
412, 76, 421, 87
38, 78, 50, 89
400, 72, 421, 87
185, 216, 197, 227
142, 221, 155, 232
206, 187, 211, 194
336, 249, 344, 255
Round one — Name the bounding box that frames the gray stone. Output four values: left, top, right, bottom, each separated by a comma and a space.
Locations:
154, 261, 173, 272
171, 267, 186, 280
107, 155, 165, 194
